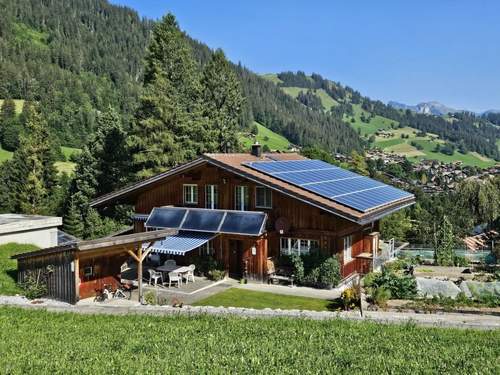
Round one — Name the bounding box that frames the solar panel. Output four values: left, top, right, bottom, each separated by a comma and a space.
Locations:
145, 207, 267, 236
181, 209, 225, 232
244, 159, 413, 213
145, 207, 187, 228
220, 212, 266, 236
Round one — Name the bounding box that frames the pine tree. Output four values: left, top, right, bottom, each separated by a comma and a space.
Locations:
14, 104, 57, 214
0, 99, 21, 151
94, 107, 130, 195
128, 14, 204, 179
63, 197, 84, 238
434, 216, 455, 266
200, 49, 244, 152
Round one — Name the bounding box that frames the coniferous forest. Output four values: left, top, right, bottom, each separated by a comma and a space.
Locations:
0, 0, 498, 243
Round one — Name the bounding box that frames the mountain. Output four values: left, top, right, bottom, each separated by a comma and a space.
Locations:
388, 101, 459, 116
268, 71, 500, 164
0, 0, 362, 155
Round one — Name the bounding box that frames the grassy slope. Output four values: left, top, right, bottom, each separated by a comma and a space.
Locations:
264, 74, 497, 167
0, 99, 25, 113
0, 307, 498, 373
0, 243, 38, 295
194, 288, 335, 311
0, 145, 80, 174
240, 121, 290, 151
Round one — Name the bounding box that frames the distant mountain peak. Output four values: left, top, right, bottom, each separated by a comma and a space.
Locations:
388, 101, 459, 116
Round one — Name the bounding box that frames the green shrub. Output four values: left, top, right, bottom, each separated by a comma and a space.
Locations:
372, 271, 417, 299
373, 287, 391, 308
18, 269, 48, 300
144, 291, 156, 305
208, 269, 226, 281
290, 255, 304, 283
341, 286, 360, 310
453, 255, 469, 267
318, 257, 340, 288
382, 259, 407, 273
362, 272, 378, 288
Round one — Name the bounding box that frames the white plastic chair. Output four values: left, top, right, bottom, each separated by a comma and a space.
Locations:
185, 264, 196, 283
164, 259, 176, 268
148, 269, 163, 286
168, 272, 181, 288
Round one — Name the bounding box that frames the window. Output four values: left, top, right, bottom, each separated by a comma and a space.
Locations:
343, 235, 353, 263
280, 237, 319, 256
255, 186, 272, 209
183, 184, 198, 205
235, 186, 249, 211
83, 266, 94, 278
205, 185, 218, 209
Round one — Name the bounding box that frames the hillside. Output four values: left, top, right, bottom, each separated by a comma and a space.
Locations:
240, 122, 291, 151
263, 72, 499, 167
0, 0, 362, 156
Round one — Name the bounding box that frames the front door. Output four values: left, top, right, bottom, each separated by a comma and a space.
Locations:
229, 240, 243, 278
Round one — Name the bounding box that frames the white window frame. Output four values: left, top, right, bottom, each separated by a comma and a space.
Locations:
343, 235, 353, 263
235, 185, 249, 211
280, 237, 319, 256
183, 184, 198, 205
205, 184, 218, 209
255, 186, 272, 209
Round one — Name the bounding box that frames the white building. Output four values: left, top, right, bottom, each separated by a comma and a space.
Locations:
0, 214, 63, 248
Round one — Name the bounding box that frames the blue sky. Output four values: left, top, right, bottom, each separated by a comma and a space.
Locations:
111, 1, 500, 112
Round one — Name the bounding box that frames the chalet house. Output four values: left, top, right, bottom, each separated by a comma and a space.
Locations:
90, 145, 415, 282
13, 145, 415, 304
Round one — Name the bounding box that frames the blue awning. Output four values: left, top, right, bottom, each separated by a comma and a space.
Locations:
145, 231, 216, 255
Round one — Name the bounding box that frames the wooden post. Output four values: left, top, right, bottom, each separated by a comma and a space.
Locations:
137, 245, 143, 303
74, 255, 80, 302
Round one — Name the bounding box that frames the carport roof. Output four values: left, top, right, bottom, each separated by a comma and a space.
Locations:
12, 228, 177, 260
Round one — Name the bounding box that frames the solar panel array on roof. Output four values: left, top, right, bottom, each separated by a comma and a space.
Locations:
244, 159, 413, 213
145, 207, 266, 236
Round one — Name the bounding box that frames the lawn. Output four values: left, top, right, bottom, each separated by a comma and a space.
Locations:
0, 146, 13, 163
0, 146, 79, 174
194, 288, 335, 311
281, 86, 338, 110
0, 243, 38, 295
0, 99, 24, 114
240, 122, 290, 151
0, 307, 498, 373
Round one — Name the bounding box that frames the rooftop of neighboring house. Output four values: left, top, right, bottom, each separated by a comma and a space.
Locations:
0, 214, 62, 235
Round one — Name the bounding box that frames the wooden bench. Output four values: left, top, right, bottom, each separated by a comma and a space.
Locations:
267, 258, 295, 287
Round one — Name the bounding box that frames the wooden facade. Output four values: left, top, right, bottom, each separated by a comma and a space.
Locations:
131, 162, 380, 280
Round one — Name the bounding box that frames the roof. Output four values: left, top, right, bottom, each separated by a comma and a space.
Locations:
12, 228, 177, 260
91, 152, 415, 224
0, 214, 62, 235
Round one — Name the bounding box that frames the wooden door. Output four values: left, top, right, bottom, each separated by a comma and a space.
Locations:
228, 240, 243, 277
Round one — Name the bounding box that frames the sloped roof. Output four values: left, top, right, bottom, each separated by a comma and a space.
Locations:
91, 152, 415, 224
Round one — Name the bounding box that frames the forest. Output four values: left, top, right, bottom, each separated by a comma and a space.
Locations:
0, 0, 498, 245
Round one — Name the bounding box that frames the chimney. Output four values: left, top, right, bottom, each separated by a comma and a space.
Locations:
251, 142, 262, 157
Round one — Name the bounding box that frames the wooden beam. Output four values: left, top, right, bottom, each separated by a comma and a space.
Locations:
127, 250, 140, 263
137, 245, 144, 303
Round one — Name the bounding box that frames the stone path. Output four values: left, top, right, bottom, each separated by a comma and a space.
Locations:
1, 295, 499, 330
236, 283, 342, 300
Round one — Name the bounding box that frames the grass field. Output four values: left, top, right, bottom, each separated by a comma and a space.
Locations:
241, 122, 290, 151
194, 288, 335, 311
0, 99, 25, 113
0, 307, 498, 373
0, 145, 80, 174
0, 243, 38, 295
0, 146, 13, 162
281, 86, 339, 110
261, 73, 283, 84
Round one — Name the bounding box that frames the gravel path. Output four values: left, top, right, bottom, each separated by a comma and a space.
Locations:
1, 295, 499, 330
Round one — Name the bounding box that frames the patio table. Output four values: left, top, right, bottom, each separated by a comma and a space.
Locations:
156, 265, 191, 285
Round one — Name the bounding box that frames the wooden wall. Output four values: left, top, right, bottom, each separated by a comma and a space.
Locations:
17, 251, 77, 304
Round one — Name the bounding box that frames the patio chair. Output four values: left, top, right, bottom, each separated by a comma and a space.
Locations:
148, 269, 163, 286
164, 259, 176, 268
184, 264, 196, 283
168, 272, 181, 288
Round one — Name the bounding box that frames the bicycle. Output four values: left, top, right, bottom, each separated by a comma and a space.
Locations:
94, 283, 131, 302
